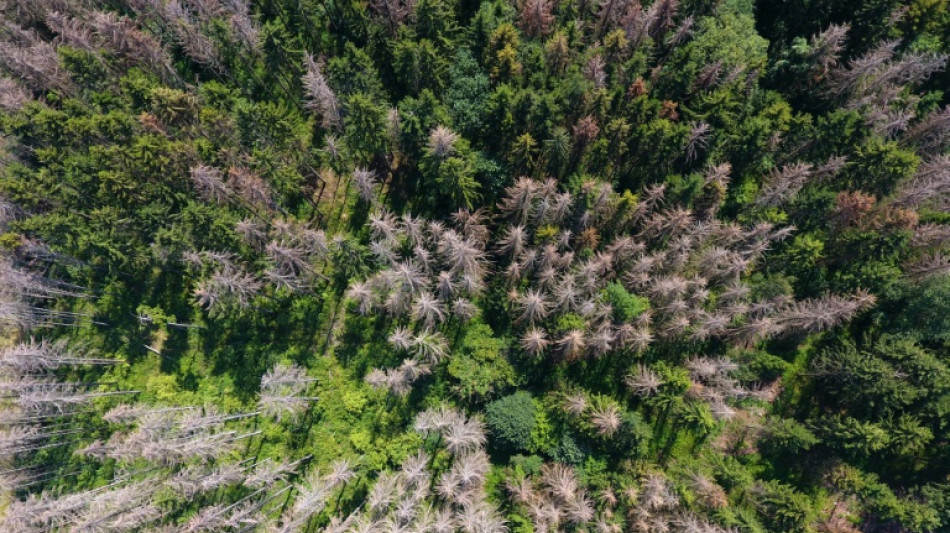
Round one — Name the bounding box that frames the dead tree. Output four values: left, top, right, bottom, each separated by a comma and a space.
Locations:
259, 363, 319, 422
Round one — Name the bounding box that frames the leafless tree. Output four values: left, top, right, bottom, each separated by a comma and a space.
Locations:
755, 162, 814, 207
10, 378, 138, 415
353, 167, 379, 203
498, 177, 538, 224
161, 0, 224, 71
589, 404, 621, 437
234, 218, 267, 251
518, 0, 556, 38
366, 360, 431, 396
0, 338, 118, 373
0, 31, 73, 93
278, 460, 354, 532
0, 76, 29, 112
684, 121, 711, 163
515, 289, 550, 325
496, 225, 528, 260
688, 473, 728, 509
809, 23, 849, 75
452, 297, 478, 322
228, 166, 278, 211
428, 125, 459, 159
387, 326, 413, 351
557, 330, 586, 361
0, 259, 88, 300
666, 15, 694, 47
259, 363, 319, 422
621, 2, 649, 47
302, 54, 341, 129
905, 253, 950, 280
105, 406, 259, 465
412, 329, 448, 363
902, 106, 950, 154
585, 55, 607, 89
828, 39, 947, 107
194, 266, 261, 311
520, 328, 549, 357
442, 415, 487, 455
369, 0, 414, 35
625, 365, 663, 397
775, 289, 876, 334
645, 0, 679, 38
222, 0, 260, 52
893, 155, 950, 210
912, 223, 950, 248
412, 291, 446, 327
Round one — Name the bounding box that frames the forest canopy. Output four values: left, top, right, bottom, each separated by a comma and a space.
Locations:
0, 0, 949, 532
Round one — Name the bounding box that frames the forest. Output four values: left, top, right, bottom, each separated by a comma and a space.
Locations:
0, 0, 949, 531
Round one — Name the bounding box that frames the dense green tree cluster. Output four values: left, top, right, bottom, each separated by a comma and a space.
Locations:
0, 0, 948, 531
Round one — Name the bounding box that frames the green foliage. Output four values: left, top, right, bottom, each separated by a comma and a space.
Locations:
344, 93, 389, 161
753, 480, 816, 532
447, 322, 519, 400
486, 390, 539, 452
446, 48, 491, 139
895, 276, 950, 344
661, 5, 768, 96
603, 282, 650, 323
759, 417, 819, 457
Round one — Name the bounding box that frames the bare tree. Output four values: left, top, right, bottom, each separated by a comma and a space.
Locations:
302, 54, 341, 129
259, 363, 319, 422
0, 31, 73, 93
557, 330, 586, 361
893, 155, 950, 210
228, 167, 277, 211
684, 121, 711, 163
194, 267, 261, 312
235, 218, 267, 250
520, 328, 549, 357
428, 125, 459, 159
912, 223, 950, 249
775, 290, 876, 334
515, 289, 550, 325
589, 404, 621, 437
366, 360, 431, 396
369, 0, 414, 35
518, 0, 556, 38
688, 473, 728, 509
161, 0, 224, 71
0, 77, 30, 112
411, 329, 448, 364
79, 10, 179, 82
905, 253, 950, 280
498, 177, 538, 224
442, 416, 487, 455
451, 297, 478, 322
353, 168, 379, 203
388, 326, 413, 351
496, 225, 528, 260
624, 365, 663, 397
278, 460, 355, 532
0, 338, 119, 373
809, 23, 849, 75
11, 378, 138, 415
412, 292, 446, 327
755, 163, 814, 207
902, 106, 950, 154
584, 55, 607, 89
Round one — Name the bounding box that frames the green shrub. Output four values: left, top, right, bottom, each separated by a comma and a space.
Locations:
486, 391, 538, 453
603, 282, 649, 323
